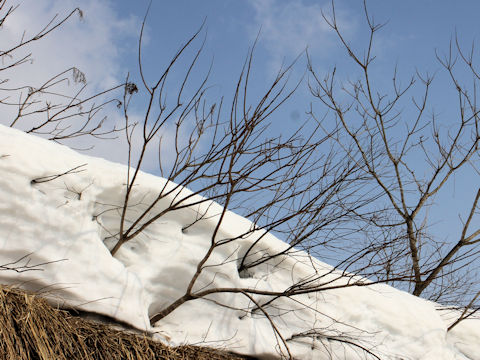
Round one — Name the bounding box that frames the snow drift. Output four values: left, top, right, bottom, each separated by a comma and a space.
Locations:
0, 124, 479, 359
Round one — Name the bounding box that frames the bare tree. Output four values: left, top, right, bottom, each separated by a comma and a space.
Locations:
308, 0, 480, 326
87, 9, 389, 359
107, 17, 367, 257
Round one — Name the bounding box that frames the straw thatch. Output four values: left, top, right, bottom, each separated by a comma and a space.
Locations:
0, 285, 255, 360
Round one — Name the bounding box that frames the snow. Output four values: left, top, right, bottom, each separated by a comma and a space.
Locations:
0, 123, 479, 359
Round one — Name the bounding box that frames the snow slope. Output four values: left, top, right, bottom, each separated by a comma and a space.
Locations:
0, 124, 479, 359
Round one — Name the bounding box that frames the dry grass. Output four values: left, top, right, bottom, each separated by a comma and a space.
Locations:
0, 285, 254, 360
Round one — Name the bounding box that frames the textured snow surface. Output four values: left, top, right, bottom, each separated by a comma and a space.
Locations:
0, 124, 479, 359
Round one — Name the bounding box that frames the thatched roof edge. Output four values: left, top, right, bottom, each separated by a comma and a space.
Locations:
0, 285, 254, 360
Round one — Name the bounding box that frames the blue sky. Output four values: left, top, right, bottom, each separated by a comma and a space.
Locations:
10, 0, 480, 139
118, 0, 480, 84
5, 0, 480, 274
112, 0, 480, 143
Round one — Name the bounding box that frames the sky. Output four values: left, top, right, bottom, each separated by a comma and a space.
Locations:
3, 0, 480, 279
5, 0, 480, 157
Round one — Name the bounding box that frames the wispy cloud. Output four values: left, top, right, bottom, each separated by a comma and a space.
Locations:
247, 0, 356, 70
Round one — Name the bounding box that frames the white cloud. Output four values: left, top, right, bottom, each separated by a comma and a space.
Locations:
2, 0, 138, 90
0, 0, 141, 163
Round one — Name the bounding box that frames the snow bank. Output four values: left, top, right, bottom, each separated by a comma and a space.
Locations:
0, 124, 479, 359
